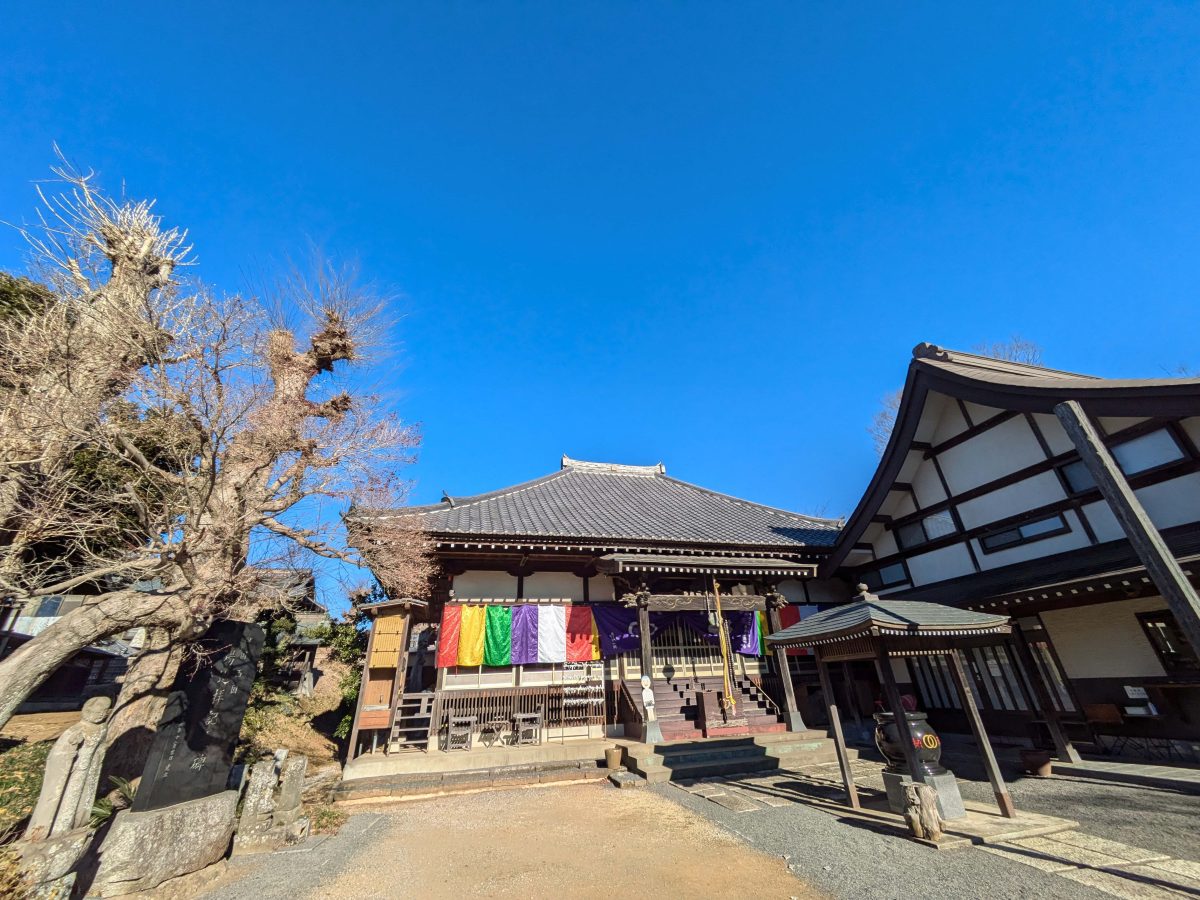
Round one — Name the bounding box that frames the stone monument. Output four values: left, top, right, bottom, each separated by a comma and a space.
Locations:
640, 675, 663, 744
25, 696, 112, 841
234, 750, 310, 852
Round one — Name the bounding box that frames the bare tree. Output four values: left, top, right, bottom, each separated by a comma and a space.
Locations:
868, 338, 1045, 455
0, 171, 433, 738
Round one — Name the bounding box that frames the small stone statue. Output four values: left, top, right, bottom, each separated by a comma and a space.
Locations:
640, 674, 663, 744
25, 696, 112, 841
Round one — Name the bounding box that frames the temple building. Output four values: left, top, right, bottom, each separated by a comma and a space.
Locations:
826, 344, 1200, 756
344, 455, 845, 762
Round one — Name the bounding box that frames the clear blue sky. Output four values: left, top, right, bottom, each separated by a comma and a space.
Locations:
3, 3, 1199, 530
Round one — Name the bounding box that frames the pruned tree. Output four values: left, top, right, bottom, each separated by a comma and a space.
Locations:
0, 168, 433, 757
868, 337, 1044, 455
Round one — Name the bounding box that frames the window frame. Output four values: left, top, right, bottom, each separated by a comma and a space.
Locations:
860, 560, 912, 592
1059, 427, 1188, 496
893, 511, 959, 551
1136, 609, 1200, 676
978, 512, 1070, 555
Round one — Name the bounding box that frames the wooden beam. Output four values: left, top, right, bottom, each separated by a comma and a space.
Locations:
1010, 627, 1080, 764
346, 616, 380, 762
816, 650, 860, 809
767, 605, 805, 732
945, 650, 1016, 818
1056, 400, 1200, 657
875, 639, 926, 783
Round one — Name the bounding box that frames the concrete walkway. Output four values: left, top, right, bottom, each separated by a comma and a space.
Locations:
981, 830, 1200, 898
1053, 757, 1200, 793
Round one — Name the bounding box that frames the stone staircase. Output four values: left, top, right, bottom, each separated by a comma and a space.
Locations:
632, 676, 787, 740
620, 731, 856, 783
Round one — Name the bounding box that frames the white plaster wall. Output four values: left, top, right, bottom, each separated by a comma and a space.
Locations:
1031, 413, 1075, 456
777, 579, 807, 604
1181, 417, 1200, 450
890, 493, 917, 518
872, 528, 899, 559
911, 460, 948, 508
1134, 473, 1200, 530
452, 570, 518, 600
930, 395, 970, 445
1097, 416, 1150, 437
973, 510, 1091, 570
938, 415, 1047, 495
589, 574, 616, 601
1040, 597, 1168, 679
524, 571, 585, 601
905, 543, 975, 586
961, 402, 1006, 425
1080, 501, 1125, 543
956, 471, 1066, 529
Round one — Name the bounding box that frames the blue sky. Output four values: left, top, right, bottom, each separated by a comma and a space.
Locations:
3, 4, 1199, 552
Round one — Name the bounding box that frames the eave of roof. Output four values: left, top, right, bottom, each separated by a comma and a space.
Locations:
824, 343, 1200, 574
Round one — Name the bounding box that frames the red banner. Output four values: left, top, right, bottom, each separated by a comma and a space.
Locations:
436, 605, 462, 668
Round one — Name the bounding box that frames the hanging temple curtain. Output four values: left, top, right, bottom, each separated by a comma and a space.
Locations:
436, 604, 773, 666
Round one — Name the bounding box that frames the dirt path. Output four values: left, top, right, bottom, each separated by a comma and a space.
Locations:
319, 784, 818, 899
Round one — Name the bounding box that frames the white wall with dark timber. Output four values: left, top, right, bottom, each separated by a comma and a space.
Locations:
1032, 413, 1075, 455
1040, 597, 1169, 680
524, 571, 584, 601
1133, 473, 1200, 531
589, 574, 616, 601
956, 470, 1066, 529
452, 570, 519, 600
937, 415, 1046, 494
1182, 417, 1200, 449
974, 510, 1091, 570
905, 542, 975, 585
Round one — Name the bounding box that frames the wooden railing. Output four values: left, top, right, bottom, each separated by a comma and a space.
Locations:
432, 685, 606, 744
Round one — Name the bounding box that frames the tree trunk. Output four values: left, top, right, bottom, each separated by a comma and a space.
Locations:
0, 590, 193, 730
100, 627, 184, 786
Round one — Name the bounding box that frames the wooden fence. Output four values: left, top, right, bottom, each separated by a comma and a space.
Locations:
432, 684, 606, 743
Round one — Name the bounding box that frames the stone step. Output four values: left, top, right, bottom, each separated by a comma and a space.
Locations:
620, 733, 855, 783
333, 761, 609, 803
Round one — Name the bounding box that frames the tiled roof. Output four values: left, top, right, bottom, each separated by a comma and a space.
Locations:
768, 590, 1010, 646
370, 455, 842, 549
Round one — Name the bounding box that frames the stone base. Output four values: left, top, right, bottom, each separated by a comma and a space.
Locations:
783, 710, 807, 733
89, 791, 237, 897
13, 827, 92, 896
882, 770, 967, 821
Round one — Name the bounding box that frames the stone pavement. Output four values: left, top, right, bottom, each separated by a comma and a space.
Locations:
1053, 757, 1200, 793
981, 831, 1200, 898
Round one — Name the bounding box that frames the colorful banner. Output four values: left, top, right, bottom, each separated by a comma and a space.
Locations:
457, 605, 486, 666
591, 605, 641, 655
483, 605, 512, 667
435, 605, 461, 668
511, 604, 539, 665
565, 605, 601, 662
537, 605, 566, 663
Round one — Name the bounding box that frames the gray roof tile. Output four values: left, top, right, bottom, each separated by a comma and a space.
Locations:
372, 456, 841, 548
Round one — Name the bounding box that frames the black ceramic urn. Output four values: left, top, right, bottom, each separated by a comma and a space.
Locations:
873, 711, 947, 776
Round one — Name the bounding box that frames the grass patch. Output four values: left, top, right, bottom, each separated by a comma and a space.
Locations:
310, 804, 348, 834
0, 739, 51, 839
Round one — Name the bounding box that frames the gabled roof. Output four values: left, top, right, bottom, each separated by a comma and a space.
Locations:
824, 343, 1200, 573
363, 455, 842, 550
767, 588, 1010, 647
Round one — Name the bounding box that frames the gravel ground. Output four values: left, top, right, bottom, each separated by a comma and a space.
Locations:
653, 748, 1200, 900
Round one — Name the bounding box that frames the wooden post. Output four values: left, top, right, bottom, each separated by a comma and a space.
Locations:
946, 650, 1016, 818
767, 604, 806, 732
1010, 627, 1081, 764
346, 615, 380, 762
875, 639, 925, 784
841, 662, 864, 736
1056, 400, 1200, 656
637, 602, 653, 680
815, 649, 860, 809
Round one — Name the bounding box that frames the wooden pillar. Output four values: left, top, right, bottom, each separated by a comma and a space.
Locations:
841, 662, 864, 736
946, 650, 1016, 818
1056, 400, 1200, 656
346, 615, 380, 762
637, 602, 653, 680
875, 639, 925, 784
767, 604, 806, 732
815, 649, 860, 809
1010, 627, 1080, 764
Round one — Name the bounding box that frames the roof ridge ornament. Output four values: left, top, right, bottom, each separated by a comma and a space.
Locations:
912, 342, 950, 361
560, 454, 666, 476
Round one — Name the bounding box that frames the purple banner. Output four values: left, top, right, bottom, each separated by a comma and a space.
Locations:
675, 611, 761, 656
511, 605, 539, 664
592, 605, 642, 656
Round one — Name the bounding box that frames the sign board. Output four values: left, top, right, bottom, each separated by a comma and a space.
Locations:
133, 620, 265, 812
1124, 685, 1149, 700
